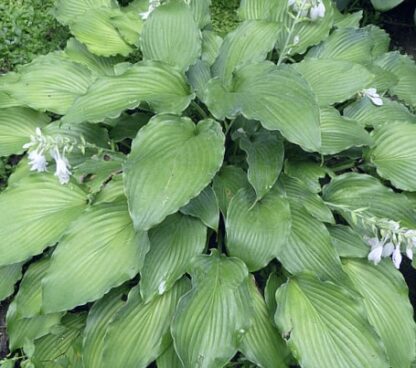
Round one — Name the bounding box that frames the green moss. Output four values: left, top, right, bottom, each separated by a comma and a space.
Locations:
211, 0, 240, 36
0, 0, 69, 72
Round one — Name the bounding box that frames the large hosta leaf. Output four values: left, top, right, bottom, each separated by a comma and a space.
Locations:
319, 106, 373, 155
239, 129, 284, 200
205, 62, 321, 152
63, 61, 193, 124
275, 274, 389, 368
54, 0, 116, 25
284, 159, 327, 193
375, 52, 416, 107
0, 174, 87, 266
102, 280, 190, 368
124, 115, 224, 231
83, 287, 128, 368
226, 185, 291, 271
370, 0, 404, 11
328, 224, 369, 258
323, 173, 416, 228
140, 213, 207, 302
189, 0, 211, 28
343, 96, 416, 127
0, 263, 23, 302
212, 20, 280, 86
0, 107, 50, 157
42, 200, 149, 313
240, 277, 289, 368
293, 58, 374, 105
171, 251, 250, 368
141, 1, 201, 71
344, 260, 416, 367
2, 54, 96, 115
369, 122, 416, 191
156, 344, 183, 368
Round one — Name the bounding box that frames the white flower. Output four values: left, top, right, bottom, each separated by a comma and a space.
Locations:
309, 1, 325, 21
392, 245, 402, 269
366, 237, 384, 265
51, 148, 71, 185
28, 150, 48, 172
363, 88, 383, 106
406, 245, 413, 260
381, 242, 394, 257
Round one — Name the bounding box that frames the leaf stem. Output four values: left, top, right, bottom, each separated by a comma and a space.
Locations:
191, 100, 208, 120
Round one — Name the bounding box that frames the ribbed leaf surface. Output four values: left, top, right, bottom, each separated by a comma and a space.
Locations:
54, 0, 116, 25
140, 213, 206, 302
327, 224, 368, 258
63, 61, 193, 124
0, 263, 23, 302
0, 174, 87, 266
124, 115, 224, 231
275, 274, 389, 368
141, 1, 201, 71
42, 201, 149, 313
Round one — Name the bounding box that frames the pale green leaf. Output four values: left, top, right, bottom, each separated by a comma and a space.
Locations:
157, 344, 184, 368
109, 112, 150, 142
201, 31, 223, 66
188, 0, 211, 28
2, 54, 96, 115
42, 200, 149, 313
140, 213, 206, 302
319, 106, 373, 155
0, 262, 23, 302
187, 60, 212, 101
0, 174, 87, 266
180, 186, 220, 231
54, 0, 117, 25
226, 185, 291, 271
374, 52, 416, 107
94, 174, 125, 205
240, 129, 284, 200
333, 9, 362, 29
328, 224, 369, 258
370, 0, 404, 11
293, 58, 374, 105
205, 62, 321, 152
141, 1, 201, 71
240, 277, 289, 368
171, 251, 250, 368
0, 107, 49, 157
212, 20, 280, 86
284, 159, 327, 193
212, 165, 249, 215
275, 274, 389, 368
83, 287, 128, 368
323, 173, 416, 229
343, 259, 416, 368
366, 64, 398, 92
102, 280, 190, 368
369, 122, 416, 191
124, 115, 224, 231
344, 96, 416, 127
63, 61, 193, 124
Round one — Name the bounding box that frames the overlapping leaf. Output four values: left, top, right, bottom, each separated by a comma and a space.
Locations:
0, 263, 23, 302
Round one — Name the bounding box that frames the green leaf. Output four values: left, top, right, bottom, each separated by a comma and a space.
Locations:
201, 31, 223, 66
54, 0, 117, 25
323, 173, 416, 228
319, 106, 373, 155
275, 274, 389, 368
239, 277, 289, 368
63, 61, 193, 124
0, 262, 23, 302
83, 287, 128, 368
0, 107, 50, 157
238, 0, 276, 20
180, 186, 220, 231
188, 0, 211, 28
370, 0, 404, 11
226, 186, 291, 271
156, 344, 183, 368
212, 20, 280, 86
328, 224, 369, 258
369, 122, 416, 191
212, 165, 249, 215
343, 259, 416, 367
0, 174, 87, 266
6, 258, 63, 350
102, 280, 190, 368
343, 96, 416, 127
124, 115, 224, 231
284, 159, 327, 193
333, 9, 362, 29
2, 54, 96, 115
240, 129, 284, 200
293, 59, 374, 105
205, 62, 321, 152
140, 213, 206, 302
307, 26, 390, 63
374, 52, 416, 107
42, 200, 149, 313
187, 60, 212, 100
109, 112, 150, 142
171, 251, 250, 368
141, 1, 201, 71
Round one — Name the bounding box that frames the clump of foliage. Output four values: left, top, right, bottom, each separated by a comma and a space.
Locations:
1, 0, 416, 367
0, 0, 69, 72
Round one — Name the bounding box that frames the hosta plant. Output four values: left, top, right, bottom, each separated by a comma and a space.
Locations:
1, 0, 416, 367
